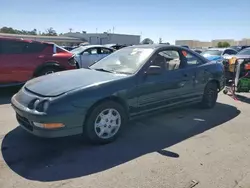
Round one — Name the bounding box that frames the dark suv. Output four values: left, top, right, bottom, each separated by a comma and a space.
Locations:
0, 37, 77, 87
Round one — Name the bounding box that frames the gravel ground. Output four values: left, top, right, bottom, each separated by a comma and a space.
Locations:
0, 89, 250, 188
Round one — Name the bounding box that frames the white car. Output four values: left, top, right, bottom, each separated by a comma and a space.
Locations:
71, 45, 114, 68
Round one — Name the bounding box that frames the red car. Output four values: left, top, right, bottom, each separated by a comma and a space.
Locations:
0, 37, 77, 87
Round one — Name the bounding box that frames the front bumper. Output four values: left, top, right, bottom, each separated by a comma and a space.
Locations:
11, 92, 86, 138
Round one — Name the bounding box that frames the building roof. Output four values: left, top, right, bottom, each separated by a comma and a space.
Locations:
0, 33, 83, 42
63, 32, 140, 37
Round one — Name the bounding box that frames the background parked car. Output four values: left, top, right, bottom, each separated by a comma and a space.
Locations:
230, 45, 250, 52
11, 45, 225, 144
61, 46, 76, 51
0, 37, 77, 87
201, 48, 238, 61
71, 45, 114, 68
104, 44, 127, 50
223, 47, 250, 61
192, 49, 203, 54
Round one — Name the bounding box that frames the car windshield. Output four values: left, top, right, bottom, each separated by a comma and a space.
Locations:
71, 46, 88, 54
89, 47, 154, 74
201, 50, 222, 56
237, 48, 250, 55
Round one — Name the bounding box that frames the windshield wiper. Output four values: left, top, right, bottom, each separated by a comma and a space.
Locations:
91, 68, 114, 73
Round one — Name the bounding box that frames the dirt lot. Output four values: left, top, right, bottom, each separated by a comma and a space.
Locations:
0, 88, 250, 188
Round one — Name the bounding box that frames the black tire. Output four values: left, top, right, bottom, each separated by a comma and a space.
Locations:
36, 67, 61, 77
223, 89, 228, 94
84, 101, 127, 144
200, 82, 218, 109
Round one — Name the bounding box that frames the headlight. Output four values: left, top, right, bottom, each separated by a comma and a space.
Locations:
33, 99, 50, 112
68, 57, 77, 66
43, 100, 50, 111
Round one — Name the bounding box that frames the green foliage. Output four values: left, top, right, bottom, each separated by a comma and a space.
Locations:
217, 41, 230, 48
41, 27, 57, 36
141, 38, 154, 44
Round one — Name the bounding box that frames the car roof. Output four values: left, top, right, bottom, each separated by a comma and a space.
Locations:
205, 47, 236, 51
72, 45, 114, 52
206, 48, 225, 51
126, 44, 190, 50
83, 44, 111, 48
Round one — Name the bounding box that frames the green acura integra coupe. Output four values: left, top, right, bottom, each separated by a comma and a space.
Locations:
11, 45, 225, 144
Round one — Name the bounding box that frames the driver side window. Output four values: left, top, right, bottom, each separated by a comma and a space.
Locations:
152, 50, 181, 71
84, 48, 98, 55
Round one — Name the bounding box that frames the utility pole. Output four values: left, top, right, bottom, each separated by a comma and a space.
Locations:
159, 37, 162, 44
113, 27, 115, 33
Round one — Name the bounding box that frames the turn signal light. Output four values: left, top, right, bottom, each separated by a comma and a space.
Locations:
43, 123, 65, 129
33, 122, 64, 129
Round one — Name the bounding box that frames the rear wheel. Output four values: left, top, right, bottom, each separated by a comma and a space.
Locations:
84, 101, 127, 144
200, 82, 218, 109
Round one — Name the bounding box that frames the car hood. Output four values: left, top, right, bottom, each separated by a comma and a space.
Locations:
223, 54, 250, 60
204, 55, 223, 61
25, 69, 128, 97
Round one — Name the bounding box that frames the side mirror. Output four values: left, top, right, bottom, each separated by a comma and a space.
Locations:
146, 65, 162, 75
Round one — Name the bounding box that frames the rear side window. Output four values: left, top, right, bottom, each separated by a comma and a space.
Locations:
0, 40, 46, 54
24, 43, 46, 53
0, 40, 26, 54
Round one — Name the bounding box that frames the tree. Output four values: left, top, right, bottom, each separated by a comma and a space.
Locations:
0, 27, 37, 35
217, 41, 230, 48
222, 41, 230, 47
42, 27, 57, 36
217, 42, 222, 48
0, 27, 16, 34
141, 38, 154, 44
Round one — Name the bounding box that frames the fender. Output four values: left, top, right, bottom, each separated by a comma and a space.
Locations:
33, 62, 65, 77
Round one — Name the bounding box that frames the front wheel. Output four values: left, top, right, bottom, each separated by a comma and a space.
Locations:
84, 101, 127, 144
200, 82, 218, 109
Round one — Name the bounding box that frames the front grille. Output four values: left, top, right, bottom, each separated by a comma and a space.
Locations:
16, 113, 33, 131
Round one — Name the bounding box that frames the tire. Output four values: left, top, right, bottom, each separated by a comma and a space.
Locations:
200, 82, 218, 109
84, 101, 127, 144
36, 67, 61, 77
223, 89, 228, 94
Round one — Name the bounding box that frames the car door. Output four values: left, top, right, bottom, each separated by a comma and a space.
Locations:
0, 40, 46, 83
183, 50, 210, 98
0, 39, 36, 84
80, 47, 101, 68
136, 48, 196, 113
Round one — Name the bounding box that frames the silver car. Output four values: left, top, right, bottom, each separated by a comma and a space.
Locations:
71, 45, 114, 68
